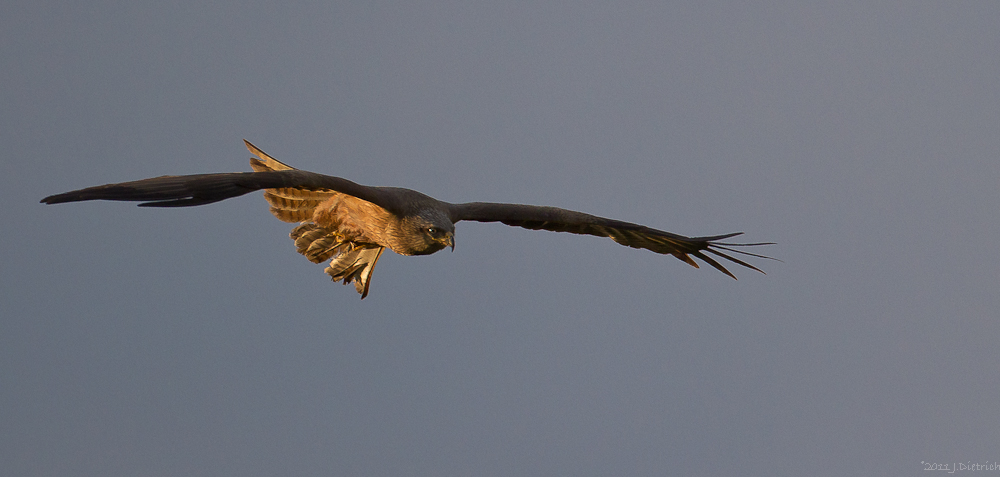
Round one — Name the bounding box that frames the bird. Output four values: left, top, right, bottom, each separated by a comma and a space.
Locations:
41, 140, 774, 298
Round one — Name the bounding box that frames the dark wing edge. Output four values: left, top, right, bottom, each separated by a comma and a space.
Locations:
449, 202, 775, 279
40, 141, 399, 211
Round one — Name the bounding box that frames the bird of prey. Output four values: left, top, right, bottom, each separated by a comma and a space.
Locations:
41, 140, 773, 298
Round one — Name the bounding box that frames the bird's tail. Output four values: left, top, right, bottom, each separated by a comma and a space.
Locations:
290, 223, 384, 299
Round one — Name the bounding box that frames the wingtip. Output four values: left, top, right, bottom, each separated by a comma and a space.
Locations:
243, 139, 260, 156
40, 192, 84, 205
243, 139, 273, 163
242, 139, 296, 171
692, 231, 744, 242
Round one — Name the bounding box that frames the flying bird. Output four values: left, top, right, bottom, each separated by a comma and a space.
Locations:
41, 140, 773, 298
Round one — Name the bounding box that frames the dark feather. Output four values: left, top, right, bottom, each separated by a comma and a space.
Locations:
450, 202, 773, 278
40, 170, 405, 214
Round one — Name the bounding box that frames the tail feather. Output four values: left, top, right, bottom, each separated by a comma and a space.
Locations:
291, 223, 341, 263
289, 223, 383, 299
325, 246, 384, 299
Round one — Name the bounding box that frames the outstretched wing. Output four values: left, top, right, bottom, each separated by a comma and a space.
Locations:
40, 140, 403, 213
449, 202, 773, 279
40, 140, 396, 299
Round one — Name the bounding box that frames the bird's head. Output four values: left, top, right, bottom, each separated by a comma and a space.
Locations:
396, 209, 455, 255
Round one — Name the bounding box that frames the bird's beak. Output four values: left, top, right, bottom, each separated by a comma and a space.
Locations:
446, 232, 455, 251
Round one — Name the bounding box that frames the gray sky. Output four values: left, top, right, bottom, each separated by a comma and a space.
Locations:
3, 1, 999, 475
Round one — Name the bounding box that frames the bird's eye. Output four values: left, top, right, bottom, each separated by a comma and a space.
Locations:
427, 227, 437, 235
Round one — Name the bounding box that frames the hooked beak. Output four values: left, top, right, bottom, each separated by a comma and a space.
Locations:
446, 232, 455, 251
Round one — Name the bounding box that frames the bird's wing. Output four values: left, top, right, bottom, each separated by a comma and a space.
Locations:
449, 202, 773, 278
40, 141, 403, 298
244, 140, 342, 223
40, 140, 402, 212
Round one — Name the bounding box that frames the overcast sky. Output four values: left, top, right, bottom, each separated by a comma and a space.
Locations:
3, 1, 999, 476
